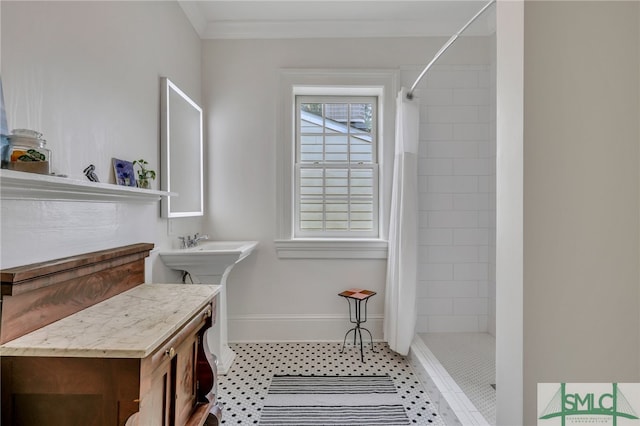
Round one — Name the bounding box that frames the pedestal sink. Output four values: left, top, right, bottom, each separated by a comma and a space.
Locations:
159, 240, 258, 374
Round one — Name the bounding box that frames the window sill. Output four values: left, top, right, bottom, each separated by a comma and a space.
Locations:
274, 239, 388, 259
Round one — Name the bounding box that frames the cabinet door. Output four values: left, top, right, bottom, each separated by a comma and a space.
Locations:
141, 357, 173, 426
138, 303, 213, 426
174, 331, 199, 425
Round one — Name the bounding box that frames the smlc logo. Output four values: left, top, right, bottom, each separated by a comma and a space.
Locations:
538, 383, 640, 425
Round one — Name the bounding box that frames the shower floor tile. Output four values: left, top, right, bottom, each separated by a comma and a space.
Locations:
217, 341, 445, 425
419, 333, 496, 425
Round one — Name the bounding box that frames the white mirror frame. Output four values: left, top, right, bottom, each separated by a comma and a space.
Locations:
160, 77, 204, 218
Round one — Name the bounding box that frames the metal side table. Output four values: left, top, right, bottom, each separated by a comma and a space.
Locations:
338, 288, 377, 362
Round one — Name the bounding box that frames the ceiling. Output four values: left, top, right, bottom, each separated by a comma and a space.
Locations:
178, 1, 496, 39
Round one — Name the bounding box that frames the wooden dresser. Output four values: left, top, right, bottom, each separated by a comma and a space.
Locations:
0, 243, 223, 426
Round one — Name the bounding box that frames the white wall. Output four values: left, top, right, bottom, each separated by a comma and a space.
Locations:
523, 1, 640, 424
1, 1, 203, 279
202, 36, 493, 342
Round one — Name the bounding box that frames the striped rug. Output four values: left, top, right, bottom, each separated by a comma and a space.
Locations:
258, 375, 411, 425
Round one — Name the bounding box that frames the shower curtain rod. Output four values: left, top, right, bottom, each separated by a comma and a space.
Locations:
406, 0, 496, 100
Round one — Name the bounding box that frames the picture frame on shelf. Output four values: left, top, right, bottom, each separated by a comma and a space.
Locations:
112, 158, 136, 187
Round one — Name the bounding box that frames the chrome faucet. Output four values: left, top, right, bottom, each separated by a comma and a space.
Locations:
181, 233, 209, 248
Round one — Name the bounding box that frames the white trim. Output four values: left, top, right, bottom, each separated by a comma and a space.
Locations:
496, 1, 524, 425
275, 239, 388, 259
201, 20, 489, 40
228, 313, 383, 343
276, 69, 398, 258
409, 336, 490, 426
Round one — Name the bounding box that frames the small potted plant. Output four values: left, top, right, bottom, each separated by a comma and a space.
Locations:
133, 159, 156, 189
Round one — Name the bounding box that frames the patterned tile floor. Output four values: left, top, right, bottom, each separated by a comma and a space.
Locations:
217, 342, 445, 425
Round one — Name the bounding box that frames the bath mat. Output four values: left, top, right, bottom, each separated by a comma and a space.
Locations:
258, 375, 410, 425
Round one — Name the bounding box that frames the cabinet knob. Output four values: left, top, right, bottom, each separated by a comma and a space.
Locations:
204, 308, 212, 318
165, 347, 176, 358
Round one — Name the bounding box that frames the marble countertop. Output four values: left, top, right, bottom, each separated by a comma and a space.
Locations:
0, 283, 221, 358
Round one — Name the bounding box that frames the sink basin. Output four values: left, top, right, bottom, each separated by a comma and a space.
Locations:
159, 240, 258, 280
158, 240, 258, 375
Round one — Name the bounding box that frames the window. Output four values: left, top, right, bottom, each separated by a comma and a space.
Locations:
275, 69, 397, 259
295, 96, 378, 238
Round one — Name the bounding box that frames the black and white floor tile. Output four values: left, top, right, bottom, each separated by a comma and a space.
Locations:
217, 342, 445, 425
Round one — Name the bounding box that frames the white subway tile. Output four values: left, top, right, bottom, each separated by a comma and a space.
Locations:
427, 106, 479, 123
427, 281, 479, 298
427, 245, 478, 263
428, 316, 479, 333
419, 263, 454, 280
454, 228, 490, 245
477, 281, 489, 298
419, 193, 453, 211
453, 193, 490, 211
427, 176, 478, 194
416, 280, 431, 298
417, 175, 429, 193
429, 211, 478, 228
453, 88, 490, 105
415, 315, 429, 333
454, 263, 489, 280
453, 123, 490, 141
477, 315, 489, 333
425, 141, 478, 158
477, 176, 491, 193
478, 210, 492, 228
478, 105, 491, 122
478, 70, 491, 88
453, 158, 491, 176
451, 64, 488, 72
477, 140, 493, 158
417, 246, 428, 263
425, 70, 479, 89
454, 298, 489, 315
419, 158, 453, 176
421, 88, 453, 106
420, 298, 454, 315
419, 228, 453, 245
423, 123, 453, 140
478, 246, 490, 263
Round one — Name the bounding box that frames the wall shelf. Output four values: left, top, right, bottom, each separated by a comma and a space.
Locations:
0, 169, 176, 202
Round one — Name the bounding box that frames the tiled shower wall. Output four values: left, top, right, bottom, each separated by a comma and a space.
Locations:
402, 63, 496, 334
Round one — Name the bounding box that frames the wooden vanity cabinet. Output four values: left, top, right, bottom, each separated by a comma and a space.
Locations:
136, 302, 216, 426
0, 244, 223, 426
1, 302, 216, 426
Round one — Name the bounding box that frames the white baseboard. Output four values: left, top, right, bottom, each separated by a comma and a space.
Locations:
228, 314, 383, 343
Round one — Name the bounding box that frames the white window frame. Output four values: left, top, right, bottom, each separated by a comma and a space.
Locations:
275, 69, 398, 259
295, 95, 379, 238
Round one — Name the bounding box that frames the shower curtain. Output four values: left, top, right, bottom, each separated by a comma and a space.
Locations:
384, 87, 419, 356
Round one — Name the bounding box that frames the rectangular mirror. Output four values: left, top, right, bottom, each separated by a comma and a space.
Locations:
160, 77, 204, 218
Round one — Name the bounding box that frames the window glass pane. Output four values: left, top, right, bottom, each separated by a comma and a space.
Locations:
300, 103, 323, 134
324, 103, 349, 123
300, 103, 323, 117
300, 199, 323, 230
349, 103, 372, 133
300, 135, 323, 162
300, 168, 323, 195
350, 136, 372, 163
300, 221, 323, 231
